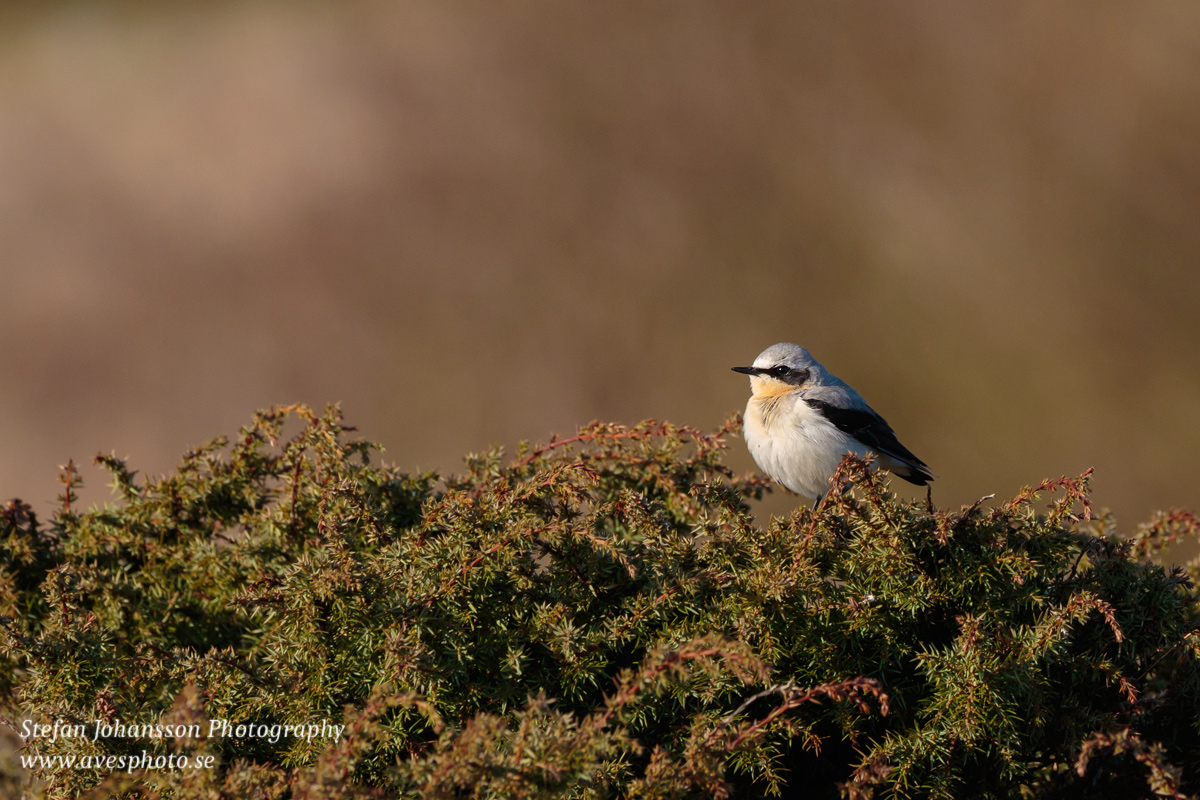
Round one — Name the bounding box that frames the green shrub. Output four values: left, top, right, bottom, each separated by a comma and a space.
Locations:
1, 405, 1198, 798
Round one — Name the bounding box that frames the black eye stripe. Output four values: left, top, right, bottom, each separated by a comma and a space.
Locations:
766, 366, 810, 385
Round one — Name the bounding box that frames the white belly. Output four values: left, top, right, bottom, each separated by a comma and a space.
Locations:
742, 394, 869, 499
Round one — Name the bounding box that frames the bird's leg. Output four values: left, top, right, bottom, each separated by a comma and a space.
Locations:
802, 492, 827, 540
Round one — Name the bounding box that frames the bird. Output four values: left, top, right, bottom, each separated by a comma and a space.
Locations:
732, 343, 932, 500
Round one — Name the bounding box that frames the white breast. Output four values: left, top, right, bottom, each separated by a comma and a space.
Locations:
742, 393, 869, 499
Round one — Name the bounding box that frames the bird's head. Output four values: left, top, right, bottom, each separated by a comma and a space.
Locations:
732, 342, 820, 397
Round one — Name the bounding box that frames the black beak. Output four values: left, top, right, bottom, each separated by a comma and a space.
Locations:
731, 366, 761, 375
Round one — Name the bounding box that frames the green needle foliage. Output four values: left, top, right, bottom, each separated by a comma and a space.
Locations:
1, 405, 1199, 799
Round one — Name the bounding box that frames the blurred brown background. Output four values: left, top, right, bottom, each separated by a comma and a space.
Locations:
1, 1, 1197, 530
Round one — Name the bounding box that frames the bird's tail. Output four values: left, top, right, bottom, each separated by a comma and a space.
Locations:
879, 455, 935, 487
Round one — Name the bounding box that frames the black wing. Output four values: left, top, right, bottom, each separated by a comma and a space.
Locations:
804, 399, 933, 486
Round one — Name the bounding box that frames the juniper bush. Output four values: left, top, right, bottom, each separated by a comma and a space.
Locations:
1, 405, 1198, 799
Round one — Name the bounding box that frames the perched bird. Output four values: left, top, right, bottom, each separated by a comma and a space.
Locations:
732, 343, 932, 499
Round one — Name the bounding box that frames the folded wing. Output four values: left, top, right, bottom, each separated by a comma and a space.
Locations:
804, 399, 934, 486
